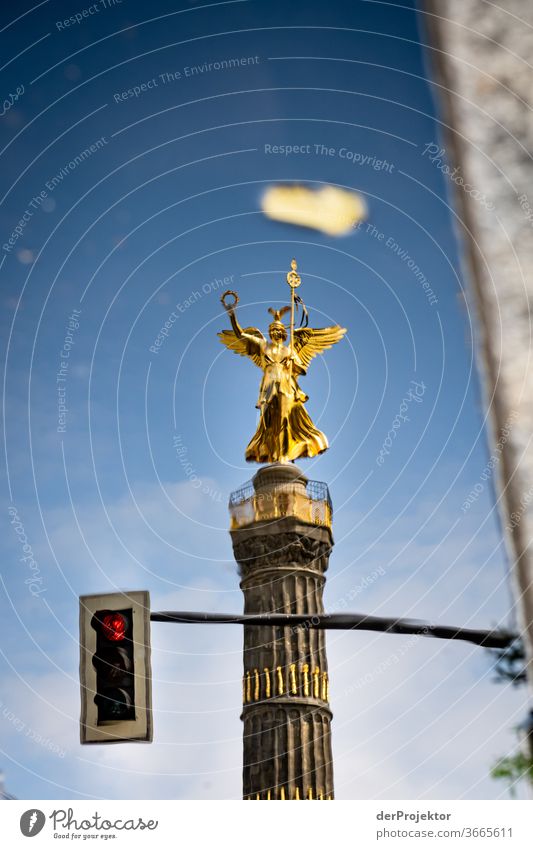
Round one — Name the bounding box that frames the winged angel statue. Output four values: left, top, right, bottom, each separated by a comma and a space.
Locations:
218, 259, 346, 464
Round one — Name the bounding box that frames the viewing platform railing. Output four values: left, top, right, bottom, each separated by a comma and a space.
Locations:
229, 477, 332, 530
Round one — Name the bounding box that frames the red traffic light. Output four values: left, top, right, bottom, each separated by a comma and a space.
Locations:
100, 612, 127, 642
80, 591, 152, 744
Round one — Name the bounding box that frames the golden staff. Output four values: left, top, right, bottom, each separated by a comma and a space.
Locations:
286, 258, 301, 380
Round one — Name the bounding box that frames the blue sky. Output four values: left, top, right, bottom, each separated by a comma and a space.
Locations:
0, 0, 528, 800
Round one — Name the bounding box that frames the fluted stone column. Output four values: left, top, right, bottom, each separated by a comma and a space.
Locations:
229, 463, 334, 800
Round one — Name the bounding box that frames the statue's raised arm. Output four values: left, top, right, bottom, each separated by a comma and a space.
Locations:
218, 290, 266, 368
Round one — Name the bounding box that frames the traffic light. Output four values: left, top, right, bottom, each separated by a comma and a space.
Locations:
79, 591, 152, 744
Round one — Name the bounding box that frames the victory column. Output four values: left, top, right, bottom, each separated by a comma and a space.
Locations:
219, 260, 346, 800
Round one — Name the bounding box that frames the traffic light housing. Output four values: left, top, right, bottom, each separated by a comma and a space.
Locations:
79, 591, 152, 743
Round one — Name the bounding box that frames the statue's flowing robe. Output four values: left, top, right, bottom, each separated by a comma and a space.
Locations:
245, 342, 328, 463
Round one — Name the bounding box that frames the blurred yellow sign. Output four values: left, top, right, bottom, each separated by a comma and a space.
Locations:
262, 184, 367, 236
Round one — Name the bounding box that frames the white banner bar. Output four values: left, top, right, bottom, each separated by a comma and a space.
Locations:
1, 800, 532, 847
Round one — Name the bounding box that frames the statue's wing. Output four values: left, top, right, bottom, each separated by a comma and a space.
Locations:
293, 326, 347, 372
217, 327, 265, 368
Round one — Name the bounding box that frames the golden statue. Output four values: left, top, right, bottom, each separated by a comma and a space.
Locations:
218, 259, 346, 463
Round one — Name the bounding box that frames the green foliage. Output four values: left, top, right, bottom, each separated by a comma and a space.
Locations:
491, 750, 533, 797
487, 638, 527, 686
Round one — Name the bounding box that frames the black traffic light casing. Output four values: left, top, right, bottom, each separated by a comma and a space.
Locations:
79, 591, 152, 743
92, 608, 135, 723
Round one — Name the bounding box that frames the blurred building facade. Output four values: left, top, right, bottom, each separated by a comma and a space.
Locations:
422, 0, 533, 724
